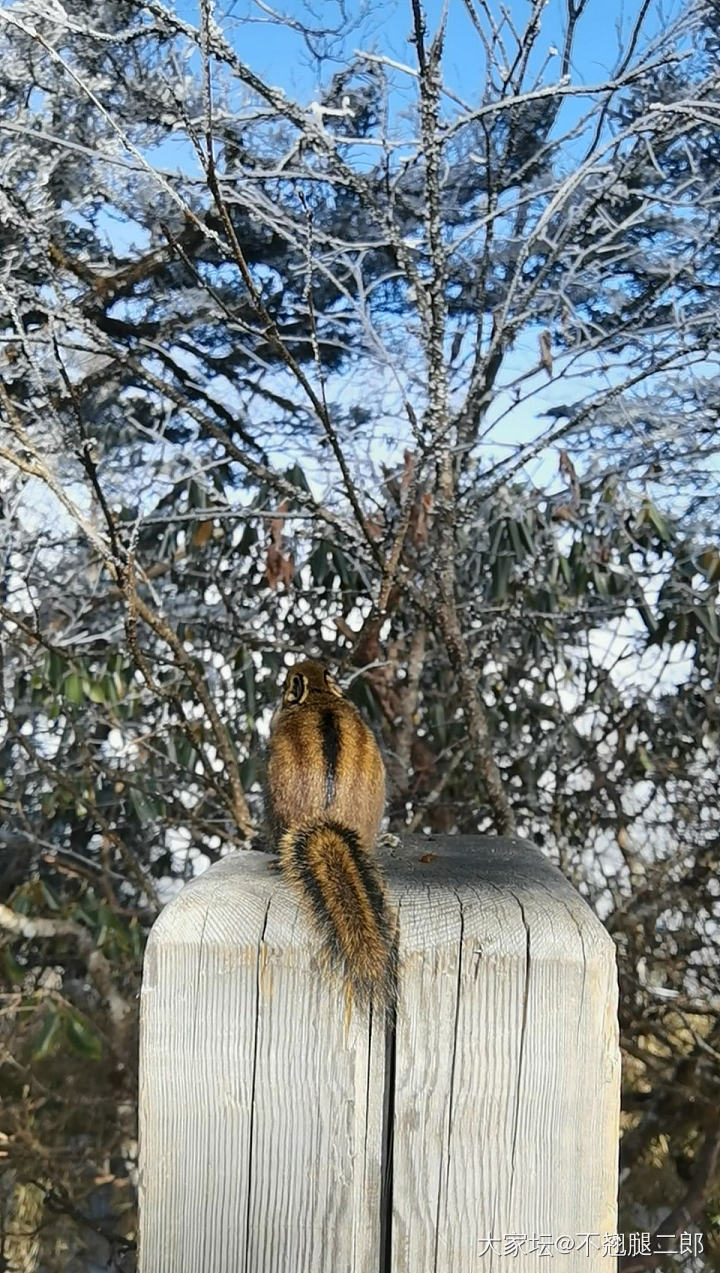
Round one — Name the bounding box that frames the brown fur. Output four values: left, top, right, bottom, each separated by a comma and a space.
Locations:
266, 660, 395, 1008
278, 823, 395, 1007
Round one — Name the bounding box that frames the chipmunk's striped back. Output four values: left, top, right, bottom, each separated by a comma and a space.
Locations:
266, 661, 395, 1008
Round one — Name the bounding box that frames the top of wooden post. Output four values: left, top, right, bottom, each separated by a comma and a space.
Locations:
140, 835, 619, 1273
148, 833, 613, 970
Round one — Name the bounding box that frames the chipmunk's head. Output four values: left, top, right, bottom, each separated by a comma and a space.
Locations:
280, 659, 343, 707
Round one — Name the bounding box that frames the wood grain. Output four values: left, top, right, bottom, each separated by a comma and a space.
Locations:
138, 836, 619, 1273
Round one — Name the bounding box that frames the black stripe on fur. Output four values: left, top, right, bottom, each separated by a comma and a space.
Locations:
320, 710, 340, 808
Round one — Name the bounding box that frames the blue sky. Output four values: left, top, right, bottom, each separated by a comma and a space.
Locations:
157, 0, 693, 499
149, 2, 702, 719
175, 0, 685, 107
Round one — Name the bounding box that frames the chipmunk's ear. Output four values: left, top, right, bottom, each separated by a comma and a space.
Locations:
284, 671, 308, 705
323, 669, 343, 697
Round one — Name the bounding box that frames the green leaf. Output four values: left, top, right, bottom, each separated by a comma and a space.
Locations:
698, 549, 720, 584
130, 789, 157, 823
572, 562, 589, 594
491, 552, 512, 600
10, 889, 32, 916
40, 882, 59, 911
63, 672, 83, 703
309, 539, 332, 586
508, 519, 531, 562
129, 920, 144, 962
636, 590, 658, 638
429, 701, 447, 745
187, 478, 207, 510
32, 1008, 64, 1062
241, 755, 258, 787
46, 649, 66, 688
63, 1010, 102, 1060
238, 650, 256, 718
696, 603, 719, 643
236, 524, 258, 555
1, 947, 25, 986
285, 462, 310, 493
488, 518, 506, 563
642, 500, 672, 544
86, 679, 106, 704
592, 567, 609, 597
507, 519, 523, 560
70, 893, 97, 927
330, 545, 354, 588
637, 746, 654, 774
519, 518, 535, 555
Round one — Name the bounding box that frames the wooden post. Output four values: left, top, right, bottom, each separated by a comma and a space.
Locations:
138, 836, 620, 1273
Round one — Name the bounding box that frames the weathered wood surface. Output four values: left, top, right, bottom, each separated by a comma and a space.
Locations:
139, 836, 620, 1273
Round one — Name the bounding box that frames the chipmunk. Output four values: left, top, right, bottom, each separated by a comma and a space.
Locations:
265, 659, 396, 1009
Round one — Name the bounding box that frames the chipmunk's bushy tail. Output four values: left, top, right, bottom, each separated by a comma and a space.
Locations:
279, 820, 396, 1009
